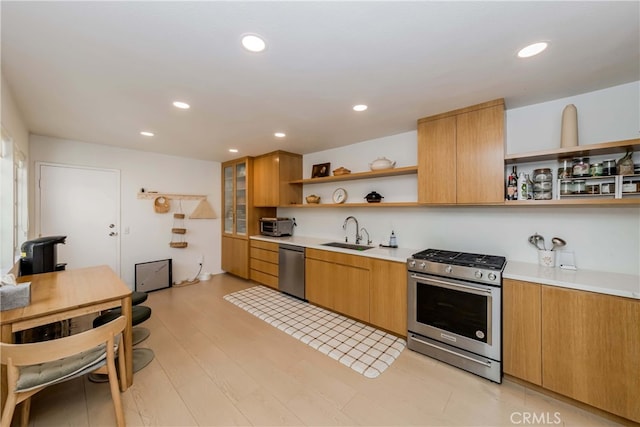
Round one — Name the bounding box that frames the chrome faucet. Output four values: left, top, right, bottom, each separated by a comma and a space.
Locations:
343, 216, 361, 244
360, 227, 372, 245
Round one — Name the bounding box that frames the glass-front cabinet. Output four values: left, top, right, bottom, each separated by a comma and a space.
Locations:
223, 161, 248, 235
221, 156, 275, 279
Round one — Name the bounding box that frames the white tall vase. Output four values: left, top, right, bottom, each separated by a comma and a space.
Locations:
560, 104, 578, 148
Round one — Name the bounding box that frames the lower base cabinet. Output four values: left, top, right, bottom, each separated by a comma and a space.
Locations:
249, 240, 279, 288
503, 279, 542, 385
221, 236, 249, 279
305, 249, 371, 322
541, 286, 640, 423
370, 259, 407, 336
305, 249, 407, 336
503, 278, 640, 423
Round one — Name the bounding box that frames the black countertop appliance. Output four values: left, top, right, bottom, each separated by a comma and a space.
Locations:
19, 235, 67, 276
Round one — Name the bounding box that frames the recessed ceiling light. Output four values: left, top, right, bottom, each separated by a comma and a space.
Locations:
229, 148, 239, 153
173, 101, 190, 109
274, 132, 286, 138
140, 131, 154, 137
517, 42, 548, 58
241, 34, 266, 53
353, 104, 368, 112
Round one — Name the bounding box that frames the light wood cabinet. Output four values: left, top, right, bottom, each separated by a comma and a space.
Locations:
305, 249, 371, 323
249, 240, 279, 288
541, 286, 640, 423
253, 151, 302, 207
502, 279, 542, 385
503, 279, 640, 423
305, 249, 406, 335
221, 157, 275, 279
370, 259, 407, 336
418, 99, 505, 204
221, 236, 249, 279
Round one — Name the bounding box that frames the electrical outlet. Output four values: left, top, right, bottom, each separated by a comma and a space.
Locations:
197, 254, 204, 264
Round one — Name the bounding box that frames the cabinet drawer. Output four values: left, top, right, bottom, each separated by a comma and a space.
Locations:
250, 269, 278, 289
250, 247, 279, 263
250, 258, 278, 276
250, 240, 279, 252
306, 248, 371, 269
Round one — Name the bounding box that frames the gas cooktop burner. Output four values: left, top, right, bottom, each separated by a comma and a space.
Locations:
412, 249, 506, 271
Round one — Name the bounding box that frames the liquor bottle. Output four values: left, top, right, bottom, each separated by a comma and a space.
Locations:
506, 166, 518, 200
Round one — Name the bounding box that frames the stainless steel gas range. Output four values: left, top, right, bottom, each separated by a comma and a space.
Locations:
406, 249, 506, 383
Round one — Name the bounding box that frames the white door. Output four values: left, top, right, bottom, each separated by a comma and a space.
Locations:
37, 163, 120, 274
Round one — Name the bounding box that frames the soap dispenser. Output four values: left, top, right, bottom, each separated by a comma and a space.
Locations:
389, 231, 398, 248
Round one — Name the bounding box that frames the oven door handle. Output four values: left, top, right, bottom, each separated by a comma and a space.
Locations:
410, 334, 492, 368
410, 274, 493, 295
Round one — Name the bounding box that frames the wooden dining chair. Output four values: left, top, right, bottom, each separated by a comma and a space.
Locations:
0, 316, 127, 427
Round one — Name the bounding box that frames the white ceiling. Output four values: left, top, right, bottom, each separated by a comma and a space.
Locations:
2, 1, 638, 162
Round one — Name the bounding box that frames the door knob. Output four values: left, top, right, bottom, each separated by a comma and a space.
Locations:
109, 232, 118, 236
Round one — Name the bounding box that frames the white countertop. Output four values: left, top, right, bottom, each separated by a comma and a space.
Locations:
253, 235, 640, 299
504, 260, 640, 300
250, 235, 418, 263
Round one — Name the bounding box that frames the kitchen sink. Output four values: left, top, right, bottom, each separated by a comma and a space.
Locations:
321, 242, 374, 251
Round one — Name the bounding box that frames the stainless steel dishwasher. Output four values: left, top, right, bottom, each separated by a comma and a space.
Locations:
278, 244, 305, 300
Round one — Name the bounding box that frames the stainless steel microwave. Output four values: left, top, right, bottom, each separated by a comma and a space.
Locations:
259, 218, 294, 237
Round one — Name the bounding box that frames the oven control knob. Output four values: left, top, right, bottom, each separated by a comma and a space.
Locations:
475, 270, 483, 279
488, 272, 496, 281
445, 266, 453, 274
420, 262, 427, 269
409, 260, 416, 268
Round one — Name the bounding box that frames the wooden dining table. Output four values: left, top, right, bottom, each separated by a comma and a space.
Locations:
0, 265, 133, 410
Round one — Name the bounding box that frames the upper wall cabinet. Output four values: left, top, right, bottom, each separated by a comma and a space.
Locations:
418, 99, 505, 204
253, 151, 302, 207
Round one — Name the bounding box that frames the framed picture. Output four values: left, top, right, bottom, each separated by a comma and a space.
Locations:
311, 162, 331, 178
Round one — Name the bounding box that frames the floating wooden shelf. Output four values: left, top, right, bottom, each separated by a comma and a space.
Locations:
504, 198, 640, 206
504, 138, 640, 165
289, 166, 418, 184
281, 202, 421, 208
137, 192, 206, 200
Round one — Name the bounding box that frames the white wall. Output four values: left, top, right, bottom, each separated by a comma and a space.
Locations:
506, 81, 639, 154
1, 72, 30, 272
280, 82, 640, 275
29, 135, 222, 288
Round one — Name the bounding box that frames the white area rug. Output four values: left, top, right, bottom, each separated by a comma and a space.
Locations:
224, 286, 406, 379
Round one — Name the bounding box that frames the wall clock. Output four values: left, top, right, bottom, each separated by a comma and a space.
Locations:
332, 188, 347, 204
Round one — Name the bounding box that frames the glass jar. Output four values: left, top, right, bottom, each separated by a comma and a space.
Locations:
558, 160, 572, 179
586, 184, 600, 194
589, 162, 603, 176
532, 168, 553, 199
560, 181, 574, 195
572, 179, 586, 194
572, 157, 590, 177
602, 159, 616, 176
601, 182, 615, 194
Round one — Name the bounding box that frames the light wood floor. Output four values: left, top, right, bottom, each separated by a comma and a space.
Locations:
25, 273, 622, 426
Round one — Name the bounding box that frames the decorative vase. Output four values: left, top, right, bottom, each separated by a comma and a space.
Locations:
560, 104, 578, 148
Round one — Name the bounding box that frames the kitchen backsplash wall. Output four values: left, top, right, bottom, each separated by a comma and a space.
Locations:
281, 81, 640, 276
29, 135, 222, 287
280, 205, 639, 275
